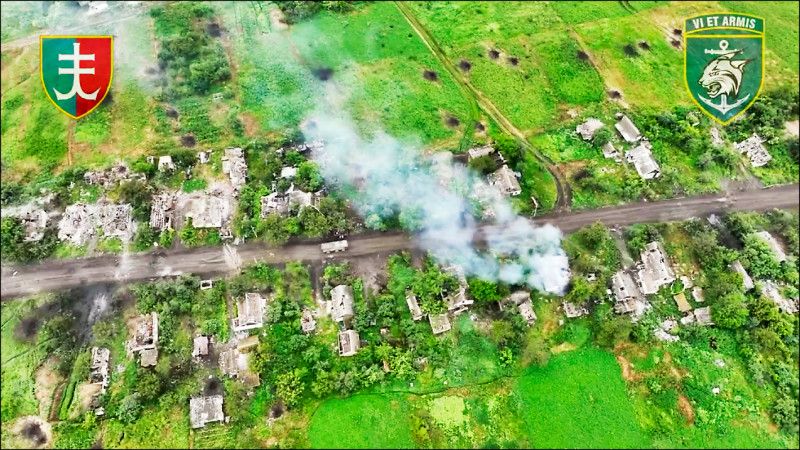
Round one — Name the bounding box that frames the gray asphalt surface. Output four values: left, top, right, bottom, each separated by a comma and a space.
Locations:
2, 183, 797, 300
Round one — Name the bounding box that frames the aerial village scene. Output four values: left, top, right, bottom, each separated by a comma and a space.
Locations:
0, 1, 798, 449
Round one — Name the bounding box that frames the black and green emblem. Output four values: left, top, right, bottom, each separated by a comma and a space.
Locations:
684, 14, 764, 125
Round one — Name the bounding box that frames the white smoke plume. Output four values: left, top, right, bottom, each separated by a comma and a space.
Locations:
301, 113, 570, 295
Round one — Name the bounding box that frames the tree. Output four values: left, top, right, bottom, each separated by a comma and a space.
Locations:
116, 393, 143, 424
592, 128, 613, 147
276, 370, 305, 408
494, 135, 522, 165
298, 207, 330, 238
711, 292, 749, 329
295, 161, 323, 192
772, 393, 799, 434
468, 155, 498, 174
742, 234, 782, 279
467, 279, 505, 304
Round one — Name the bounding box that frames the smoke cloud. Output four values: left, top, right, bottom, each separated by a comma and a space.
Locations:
301, 113, 570, 295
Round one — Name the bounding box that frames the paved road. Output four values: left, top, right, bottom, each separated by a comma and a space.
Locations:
2, 184, 797, 300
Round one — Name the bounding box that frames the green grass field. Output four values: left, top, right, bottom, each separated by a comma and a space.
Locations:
1, 297, 50, 448
309, 394, 416, 448
516, 347, 650, 448
222, 1, 473, 145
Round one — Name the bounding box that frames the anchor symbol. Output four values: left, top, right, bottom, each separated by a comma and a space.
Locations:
698, 41, 750, 115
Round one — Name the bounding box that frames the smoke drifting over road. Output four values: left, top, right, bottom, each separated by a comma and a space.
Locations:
302, 114, 570, 294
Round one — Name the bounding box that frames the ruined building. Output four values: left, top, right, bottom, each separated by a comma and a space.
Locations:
222, 147, 247, 192
127, 312, 159, 367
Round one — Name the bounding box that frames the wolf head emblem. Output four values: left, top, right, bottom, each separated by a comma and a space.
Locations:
698, 51, 749, 98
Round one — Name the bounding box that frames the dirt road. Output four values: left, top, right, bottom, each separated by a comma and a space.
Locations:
2, 183, 796, 300
394, 1, 571, 209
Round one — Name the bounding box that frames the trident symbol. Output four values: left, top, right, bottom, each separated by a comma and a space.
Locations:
54, 42, 100, 101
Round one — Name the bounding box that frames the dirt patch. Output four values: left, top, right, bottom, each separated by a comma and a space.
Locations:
74, 383, 102, 418
34, 357, 63, 418
270, 400, 286, 419
345, 253, 388, 297
488, 49, 500, 60
239, 112, 261, 137
181, 134, 196, 147
422, 70, 438, 81
677, 394, 695, 424
269, 8, 289, 30
13, 416, 52, 448
204, 376, 223, 396
458, 59, 471, 71
206, 22, 222, 38
445, 116, 460, 128
616, 355, 642, 382
15, 317, 41, 341
551, 342, 577, 354
663, 352, 686, 380
312, 67, 333, 81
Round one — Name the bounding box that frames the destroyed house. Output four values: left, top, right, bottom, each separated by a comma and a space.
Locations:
444, 266, 474, 312
260, 192, 289, 217
517, 300, 537, 325
301, 309, 316, 333
488, 164, 522, 196
330, 285, 355, 323
287, 185, 317, 209
338, 330, 360, 356
100, 203, 134, 239
467, 145, 495, 160
189, 395, 224, 429
504, 292, 536, 325
732, 260, 755, 290
158, 155, 175, 172
16, 207, 48, 242
735, 134, 772, 167
625, 141, 660, 179
128, 313, 159, 352
753, 231, 787, 262
637, 242, 675, 295
193, 336, 209, 358
184, 193, 227, 228
222, 147, 247, 191
563, 301, 588, 318
576, 118, 604, 141
58, 204, 95, 244
84, 162, 144, 188
149, 192, 176, 231
232, 293, 267, 332
615, 115, 642, 143
280, 166, 297, 179
429, 313, 451, 335
611, 271, 645, 315
694, 306, 714, 326
602, 142, 620, 160
128, 313, 159, 367
406, 292, 424, 321
89, 347, 110, 391
761, 281, 798, 314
